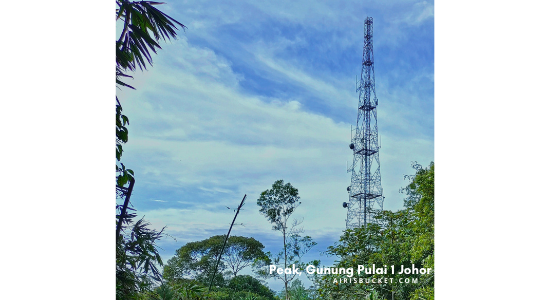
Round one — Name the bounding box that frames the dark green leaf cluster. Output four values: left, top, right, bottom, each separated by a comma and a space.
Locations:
278, 279, 316, 300
256, 180, 316, 300
116, 0, 185, 73
115, 0, 186, 186
257, 180, 301, 231
115, 3, 185, 298
163, 235, 269, 286
317, 163, 434, 300
228, 275, 277, 300
117, 217, 166, 300
116, 96, 135, 187
143, 275, 276, 300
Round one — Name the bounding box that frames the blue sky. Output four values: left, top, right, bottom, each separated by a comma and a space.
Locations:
4, 1, 550, 299
116, 0, 433, 291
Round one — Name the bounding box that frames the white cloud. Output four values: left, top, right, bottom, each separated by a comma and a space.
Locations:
118, 34, 431, 239
409, 1, 435, 25
116, 3, 433, 290
254, 53, 357, 111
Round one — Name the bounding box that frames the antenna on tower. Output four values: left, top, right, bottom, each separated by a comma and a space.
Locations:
344, 17, 384, 229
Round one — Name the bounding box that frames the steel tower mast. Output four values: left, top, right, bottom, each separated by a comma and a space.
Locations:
344, 17, 384, 228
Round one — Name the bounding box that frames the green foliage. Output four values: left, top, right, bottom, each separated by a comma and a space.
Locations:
263, 233, 316, 280
228, 275, 276, 300
232, 291, 272, 300
257, 180, 316, 300
117, 218, 165, 300
115, 0, 186, 185
317, 162, 434, 300
410, 286, 434, 300
148, 283, 177, 300
278, 279, 315, 300
115, 2, 184, 299
172, 280, 209, 300
206, 290, 232, 300
403, 162, 434, 299
163, 235, 269, 286
257, 180, 301, 232
146, 277, 274, 300
116, 0, 185, 74
163, 236, 225, 286
366, 290, 382, 300
224, 236, 270, 276
206, 288, 273, 300
116, 96, 135, 187
403, 162, 434, 266
146, 279, 212, 300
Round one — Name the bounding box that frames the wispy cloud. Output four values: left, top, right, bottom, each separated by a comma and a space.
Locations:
117, 0, 433, 291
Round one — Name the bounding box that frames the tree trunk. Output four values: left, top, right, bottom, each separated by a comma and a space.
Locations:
283, 225, 290, 300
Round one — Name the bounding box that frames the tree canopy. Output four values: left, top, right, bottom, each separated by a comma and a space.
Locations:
228, 275, 276, 300
257, 180, 301, 232
317, 162, 435, 300
163, 235, 269, 285
257, 180, 316, 300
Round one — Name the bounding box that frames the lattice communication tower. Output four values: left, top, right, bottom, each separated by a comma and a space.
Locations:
343, 17, 384, 229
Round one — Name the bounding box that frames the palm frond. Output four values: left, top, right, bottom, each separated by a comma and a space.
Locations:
116, 0, 185, 75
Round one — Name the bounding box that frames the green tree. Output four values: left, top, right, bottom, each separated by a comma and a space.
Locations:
224, 236, 270, 277
402, 162, 434, 300
228, 275, 276, 300
257, 180, 317, 300
319, 224, 383, 300
231, 291, 272, 300
147, 283, 177, 300
172, 280, 209, 300
156, 276, 275, 300
278, 279, 313, 300
116, 218, 165, 300
115, 1, 185, 299
318, 162, 434, 300
115, 0, 185, 186
163, 235, 269, 285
